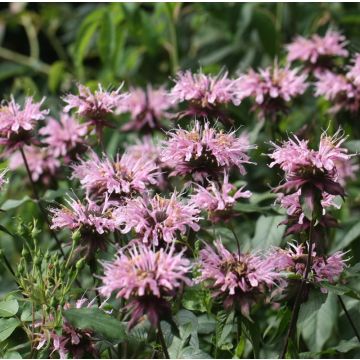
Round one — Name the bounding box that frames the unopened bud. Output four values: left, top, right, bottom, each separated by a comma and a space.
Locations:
76, 258, 85, 270
72, 229, 81, 244
21, 248, 29, 257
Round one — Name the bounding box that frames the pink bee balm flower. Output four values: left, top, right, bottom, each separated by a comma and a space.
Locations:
268, 129, 351, 197
117, 85, 173, 133
51, 195, 118, 257
10, 145, 61, 186
100, 244, 192, 328
191, 172, 251, 223
115, 192, 201, 246
63, 84, 126, 131
277, 190, 340, 235
36, 299, 98, 359
273, 243, 347, 288
170, 70, 243, 125
197, 240, 279, 315
314, 70, 360, 113
39, 113, 88, 159
286, 30, 348, 70
126, 137, 169, 190
72, 150, 159, 201
0, 96, 49, 153
347, 53, 360, 86
237, 63, 307, 118
161, 121, 254, 183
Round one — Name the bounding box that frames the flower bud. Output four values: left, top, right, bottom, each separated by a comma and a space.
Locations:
76, 258, 85, 270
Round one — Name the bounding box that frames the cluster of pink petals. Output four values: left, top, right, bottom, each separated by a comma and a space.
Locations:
347, 53, 360, 86
126, 137, 168, 189
278, 190, 340, 225
72, 151, 159, 199
170, 70, 242, 107
115, 192, 201, 246
36, 299, 97, 359
0, 96, 49, 151
273, 243, 347, 286
117, 85, 173, 132
10, 145, 61, 183
100, 244, 192, 299
50, 195, 117, 235
63, 84, 126, 123
161, 121, 254, 182
191, 172, 251, 222
237, 64, 307, 114
198, 240, 279, 312
314, 54, 360, 113
269, 129, 351, 181
40, 113, 88, 158
286, 30, 348, 65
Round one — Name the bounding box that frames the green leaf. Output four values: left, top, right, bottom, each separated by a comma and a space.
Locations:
63, 307, 126, 342
0, 63, 29, 82
0, 299, 19, 318
298, 290, 337, 352
0, 318, 20, 342
180, 346, 212, 359
251, 214, 286, 249
182, 285, 209, 312
1, 196, 31, 211
98, 11, 117, 65
48, 61, 66, 93
4, 351, 22, 359
252, 8, 278, 57
332, 222, 360, 251
216, 310, 234, 350
242, 317, 260, 358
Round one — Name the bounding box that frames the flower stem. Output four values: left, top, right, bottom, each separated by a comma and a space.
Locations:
280, 219, 315, 359
20, 147, 65, 258
157, 322, 170, 359
0, 250, 16, 277
338, 295, 360, 342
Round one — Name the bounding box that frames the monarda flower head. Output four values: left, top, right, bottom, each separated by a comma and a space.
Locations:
191, 172, 252, 223
10, 145, 61, 187
0, 96, 49, 154
236, 63, 307, 119
100, 244, 192, 328
314, 55, 360, 114
272, 242, 347, 291
63, 84, 126, 133
197, 240, 279, 316
268, 129, 351, 198
72, 150, 159, 202
36, 299, 99, 359
115, 191, 201, 246
117, 85, 173, 133
51, 195, 117, 258
161, 121, 254, 183
277, 191, 340, 235
126, 136, 169, 190
40, 113, 88, 160
169, 70, 242, 125
286, 29, 348, 72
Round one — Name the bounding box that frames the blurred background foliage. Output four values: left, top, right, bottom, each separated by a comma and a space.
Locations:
1, 2, 360, 94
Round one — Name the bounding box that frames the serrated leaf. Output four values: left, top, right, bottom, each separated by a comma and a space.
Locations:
0, 299, 19, 318
63, 307, 126, 342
